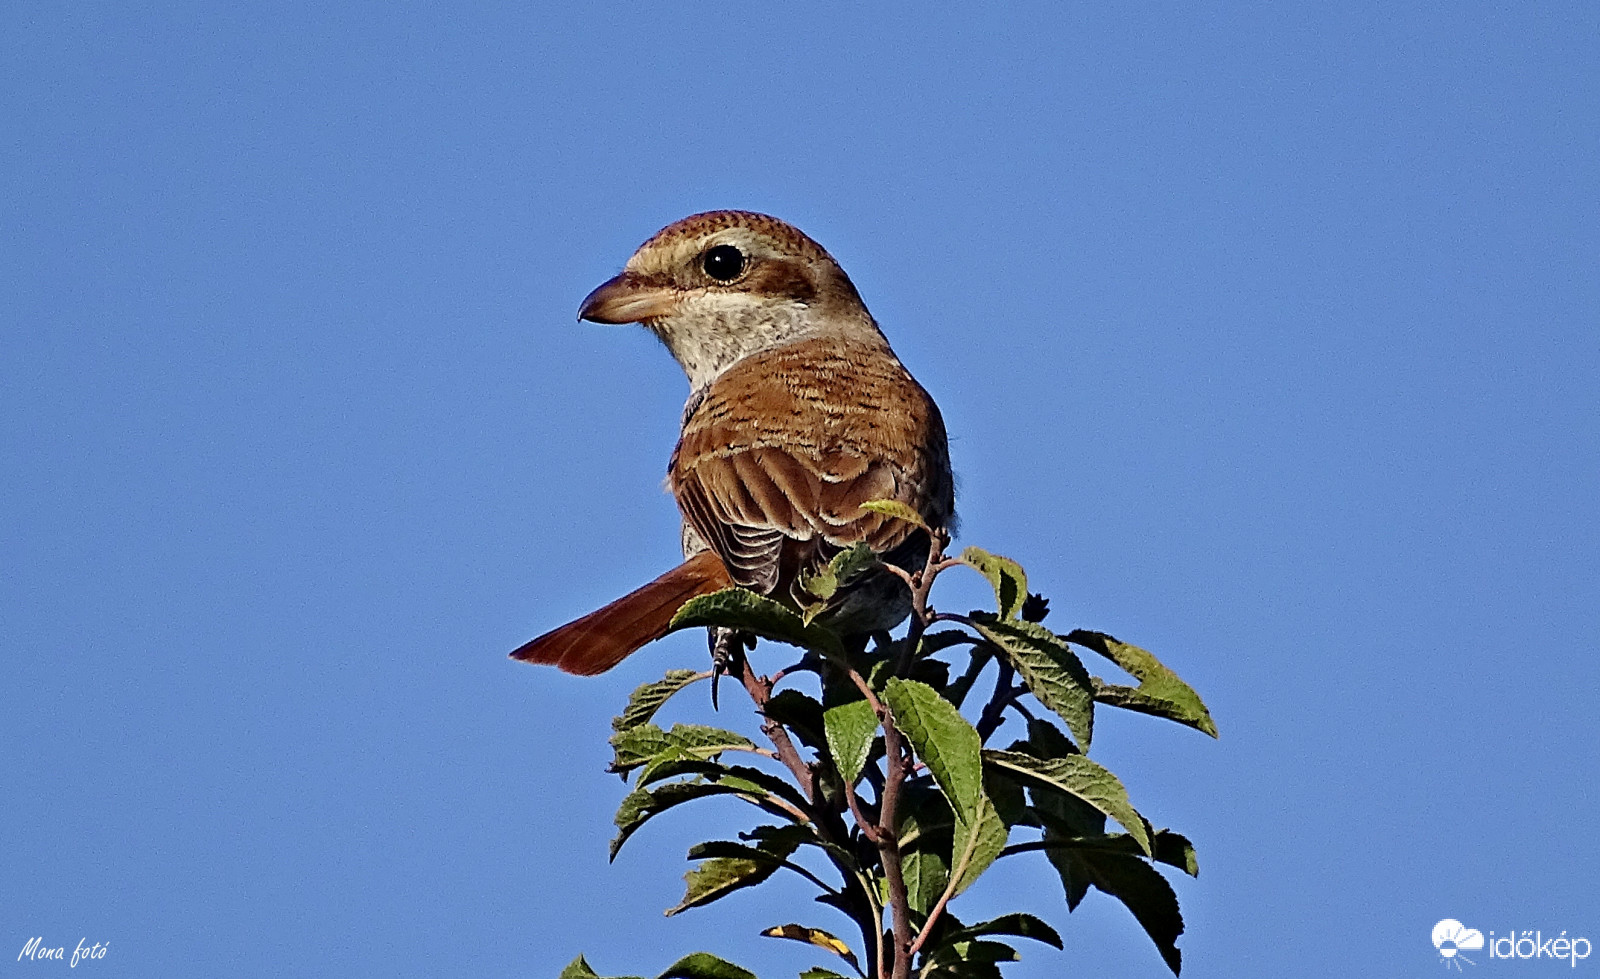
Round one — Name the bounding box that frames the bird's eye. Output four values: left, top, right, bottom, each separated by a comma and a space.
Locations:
702, 244, 745, 282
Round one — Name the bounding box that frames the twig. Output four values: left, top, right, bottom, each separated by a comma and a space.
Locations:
975, 662, 1018, 742
843, 776, 883, 846
737, 655, 816, 802
734, 652, 886, 975
877, 722, 915, 979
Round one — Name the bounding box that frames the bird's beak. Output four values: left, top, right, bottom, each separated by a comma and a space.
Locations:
577, 272, 679, 324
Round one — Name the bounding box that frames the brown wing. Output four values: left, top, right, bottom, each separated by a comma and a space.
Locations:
670, 335, 954, 602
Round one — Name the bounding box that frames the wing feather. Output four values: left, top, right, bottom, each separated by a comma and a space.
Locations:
669, 336, 954, 599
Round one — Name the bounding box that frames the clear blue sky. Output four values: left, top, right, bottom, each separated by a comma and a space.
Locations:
4, 4, 1596, 977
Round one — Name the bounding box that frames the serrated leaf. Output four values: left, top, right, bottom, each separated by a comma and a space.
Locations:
901, 842, 951, 916
656, 952, 758, 979
614, 670, 708, 733
671, 588, 844, 658
1155, 829, 1200, 877
927, 939, 1020, 965
761, 925, 861, 973
882, 679, 984, 823
1068, 630, 1217, 738
858, 498, 930, 532
982, 750, 1150, 855
798, 970, 851, 979
610, 723, 757, 775
763, 689, 827, 751
949, 794, 1007, 896
919, 630, 979, 655
1044, 846, 1184, 975
738, 824, 864, 876
983, 766, 1033, 828
1030, 828, 1200, 879
637, 760, 811, 810
923, 960, 1003, 979
895, 779, 954, 850
1020, 717, 1079, 759
560, 956, 644, 979
802, 542, 880, 601
668, 854, 784, 916
611, 766, 807, 860
960, 547, 1028, 620
944, 912, 1063, 950
892, 780, 955, 914
681, 830, 807, 909
822, 698, 878, 786
971, 615, 1094, 751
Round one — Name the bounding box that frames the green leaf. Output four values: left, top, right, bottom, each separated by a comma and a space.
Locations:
610, 723, 757, 775
798, 971, 852, 979
919, 630, 980, 656
901, 842, 951, 916
637, 760, 811, 810
614, 670, 708, 733
611, 766, 807, 860
983, 766, 1034, 828
928, 939, 1020, 965
882, 679, 984, 823
822, 698, 878, 786
858, 498, 930, 532
922, 959, 1003, 979
943, 912, 1063, 950
1067, 630, 1217, 738
668, 854, 784, 916
674, 830, 810, 916
923, 937, 1019, 979
982, 750, 1151, 855
671, 588, 844, 658
960, 547, 1028, 620
737, 824, 863, 875
970, 615, 1094, 751
763, 689, 827, 751
801, 542, 880, 601
878, 679, 1008, 895
1044, 846, 1185, 975
656, 952, 758, 979
892, 779, 954, 913
948, 794, 1007, 896
1155, 830, 1200, 878
559, 956, 644, 979
761, 924, 861, 974
1029, 828, 1200, 879
1020, 717, 1079, 759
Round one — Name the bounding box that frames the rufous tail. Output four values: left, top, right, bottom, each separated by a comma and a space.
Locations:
509, 551, 732, 675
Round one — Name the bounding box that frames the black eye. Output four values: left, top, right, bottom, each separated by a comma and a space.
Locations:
702, 244, 745, 282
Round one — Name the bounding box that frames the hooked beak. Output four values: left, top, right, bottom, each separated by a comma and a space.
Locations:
577, 272, 679, 324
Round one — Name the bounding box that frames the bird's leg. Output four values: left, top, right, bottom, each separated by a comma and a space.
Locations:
709, 627, 753, 709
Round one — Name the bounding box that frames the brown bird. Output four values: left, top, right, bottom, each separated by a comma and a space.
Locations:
511, 211, 955, 675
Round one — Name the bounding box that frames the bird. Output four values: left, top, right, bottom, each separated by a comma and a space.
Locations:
511, 211, 955, 675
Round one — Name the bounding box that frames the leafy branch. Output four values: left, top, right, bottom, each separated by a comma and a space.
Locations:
559, 510, 1216, 979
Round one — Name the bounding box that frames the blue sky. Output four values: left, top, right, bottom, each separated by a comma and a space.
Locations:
3, 4, 1596, 977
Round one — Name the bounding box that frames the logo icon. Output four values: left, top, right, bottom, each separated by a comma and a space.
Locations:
1434, 919, 1485, 970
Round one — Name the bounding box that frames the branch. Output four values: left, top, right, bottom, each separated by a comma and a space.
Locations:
737, 654, 816, 802
736, 651, 886, 976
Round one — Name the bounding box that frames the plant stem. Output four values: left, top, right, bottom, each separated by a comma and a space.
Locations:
737, 654, 884, 977
736, 655, 815, 802
975, 662, 1018, 742
877, 721, 914, 979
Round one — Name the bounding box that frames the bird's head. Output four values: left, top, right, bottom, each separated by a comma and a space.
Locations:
578, 211, 882, 388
